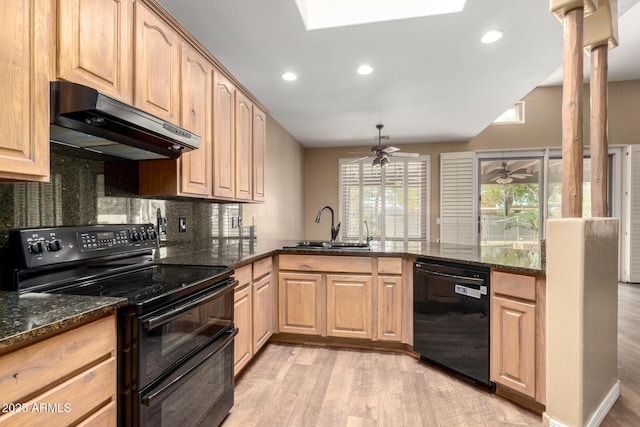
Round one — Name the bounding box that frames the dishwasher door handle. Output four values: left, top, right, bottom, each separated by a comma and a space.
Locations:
421, 270, 486, 286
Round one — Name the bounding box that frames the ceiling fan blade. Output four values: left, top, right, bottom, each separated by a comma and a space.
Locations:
348, 151, 371, 154
511, 173, 533, 179
490, 176, 500, 181
350, 156, 371, 163
390, 152, 419, 158
382, 146, 400, 154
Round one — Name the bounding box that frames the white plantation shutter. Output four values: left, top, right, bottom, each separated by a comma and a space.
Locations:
623, 145, 640, 282
440, 151, 477, 245
339, 156, 430, 244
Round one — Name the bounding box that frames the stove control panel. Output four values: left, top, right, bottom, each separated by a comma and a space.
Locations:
9, 223, 159, 270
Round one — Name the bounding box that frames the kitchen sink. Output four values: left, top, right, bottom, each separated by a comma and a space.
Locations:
283, 241, 370, 251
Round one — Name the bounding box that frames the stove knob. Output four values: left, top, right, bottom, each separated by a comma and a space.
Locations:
149, 230, 158, 240
29, 241, 45, 255
142, 231, 150, 241
131, 231, 141, 242
47, 239, 63, 252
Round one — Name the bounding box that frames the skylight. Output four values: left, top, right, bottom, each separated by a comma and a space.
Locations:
294, 0, 467, 30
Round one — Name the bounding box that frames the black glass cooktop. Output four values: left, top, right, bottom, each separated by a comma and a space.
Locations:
46, 264, 232, 313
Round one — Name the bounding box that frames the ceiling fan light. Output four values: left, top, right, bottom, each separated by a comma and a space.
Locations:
380, 156, 390, 168
372, 157, 381, 167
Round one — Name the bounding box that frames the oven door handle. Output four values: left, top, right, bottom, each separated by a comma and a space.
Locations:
422, 270, 485, 286
141, 279, 237, 330
141, 327, 238, 407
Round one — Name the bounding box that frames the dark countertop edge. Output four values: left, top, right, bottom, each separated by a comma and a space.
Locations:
0, 297, 126, 353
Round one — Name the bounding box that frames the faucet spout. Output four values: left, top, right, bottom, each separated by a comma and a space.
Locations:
315, 206, 341, 242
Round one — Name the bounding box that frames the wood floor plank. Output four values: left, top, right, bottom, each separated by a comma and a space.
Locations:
223, 283, 640, 426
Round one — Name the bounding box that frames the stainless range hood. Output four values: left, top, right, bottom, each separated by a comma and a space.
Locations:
50, 81, 200, 160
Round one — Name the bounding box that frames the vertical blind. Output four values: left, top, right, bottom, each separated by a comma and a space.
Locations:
440, 151, 476, 245
339, 156, 430, 244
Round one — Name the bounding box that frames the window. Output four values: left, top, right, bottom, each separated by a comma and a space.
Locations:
493, 101, 525, 124
339, 156, 430, 249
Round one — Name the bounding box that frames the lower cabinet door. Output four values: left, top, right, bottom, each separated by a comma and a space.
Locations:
377, 276, 402, 341
252, 273, 274, 353
491, 295, 536, 397
234, 284, 252, 375
279, 272, 323, 335
326, 274, 372, 339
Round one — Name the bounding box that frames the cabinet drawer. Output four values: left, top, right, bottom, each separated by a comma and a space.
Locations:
279, 255, 371, 273
378, 257, 402, 275
0, 357, 116, 427
234, 264, 252, 289
0, 315, 116, 405
253, 256, 272, 280
492, 271, 536, 301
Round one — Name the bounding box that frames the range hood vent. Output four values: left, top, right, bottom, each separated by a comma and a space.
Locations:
50, 81, 200, 160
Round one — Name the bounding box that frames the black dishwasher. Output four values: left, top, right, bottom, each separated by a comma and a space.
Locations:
413, 260, 495, 390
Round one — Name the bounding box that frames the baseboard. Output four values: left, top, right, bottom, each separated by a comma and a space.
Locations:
542, 381, 620, 427
586, 381, 621, 427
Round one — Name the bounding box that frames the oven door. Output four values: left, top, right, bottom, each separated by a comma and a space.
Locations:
135, 327, 237, 427
135, 278, 235, 389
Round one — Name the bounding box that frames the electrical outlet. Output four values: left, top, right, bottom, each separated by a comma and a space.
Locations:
178, 217, 187, 233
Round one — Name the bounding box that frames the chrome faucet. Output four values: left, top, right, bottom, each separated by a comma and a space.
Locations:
315, 206, 341, 242
364, 220, 373, 243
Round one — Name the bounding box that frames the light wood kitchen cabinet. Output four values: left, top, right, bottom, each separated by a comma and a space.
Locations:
376, 257, 403, 342
134, 1, 181, 123
137, 42, 213, 197
278, 255, 404, 342
213, 70, 236, 199
252, 256, 274, 353
57, 0, 133, 103
490, 270, 546, 403
235, 91, 253, 201
178, 43, 213, 196
233, 264, 252, 375
233, 257, 274, 375
0, 0, 52, 182
279, 272, 324, 335
377, 275, 403, 341
252, 107, 267, 202
326, 274, 372, 339
0, 315, 117, 426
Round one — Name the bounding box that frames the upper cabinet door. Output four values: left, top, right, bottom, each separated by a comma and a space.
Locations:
180, 43, 212, 197
134, 1, 180, 123
252, 107, 266, 202
0, 0, 52, 181
235, 91, 252, 201
57, 0, 133, 103
213, 70, 235, 199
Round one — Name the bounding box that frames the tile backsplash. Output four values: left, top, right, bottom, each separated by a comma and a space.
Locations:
0, 145, 242, 247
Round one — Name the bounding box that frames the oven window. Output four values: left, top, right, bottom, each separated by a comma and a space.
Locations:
162, 296, 228, 356
142, 337, 234, 427
139, 288, 233, 386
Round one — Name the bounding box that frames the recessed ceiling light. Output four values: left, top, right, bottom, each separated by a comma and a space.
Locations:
357, 65, 373, 75
481, 30, 503, 44
282, 72, 297, 81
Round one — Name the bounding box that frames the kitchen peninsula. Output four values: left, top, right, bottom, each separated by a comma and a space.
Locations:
152, 238, 546, 410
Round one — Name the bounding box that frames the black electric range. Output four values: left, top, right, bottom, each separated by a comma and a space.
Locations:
2, 224, 238, 427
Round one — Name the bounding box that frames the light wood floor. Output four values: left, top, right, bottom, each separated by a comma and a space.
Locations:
223, 283, 640, 426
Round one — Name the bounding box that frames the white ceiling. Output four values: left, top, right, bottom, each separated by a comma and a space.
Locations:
157, 0, 640, 148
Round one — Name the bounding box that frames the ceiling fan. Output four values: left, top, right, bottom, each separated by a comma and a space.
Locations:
490, 161, 533, 184
351, 124, 419, 167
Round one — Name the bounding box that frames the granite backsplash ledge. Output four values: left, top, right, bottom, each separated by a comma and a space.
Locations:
0, 145, 243, 249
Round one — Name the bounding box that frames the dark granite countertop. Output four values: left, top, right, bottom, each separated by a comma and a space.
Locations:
0, 292, 126, 352
153, 238, 544, 275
